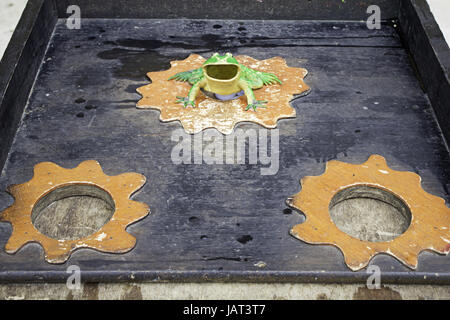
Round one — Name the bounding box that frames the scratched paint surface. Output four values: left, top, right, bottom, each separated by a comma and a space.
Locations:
0, 19, 449, 283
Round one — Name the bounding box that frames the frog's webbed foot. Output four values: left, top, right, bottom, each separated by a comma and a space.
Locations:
245, 100, 268, 111
176, 96, 196, 108
239, 80, 267, 112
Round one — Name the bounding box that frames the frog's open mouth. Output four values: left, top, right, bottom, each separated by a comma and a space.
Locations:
205, 64, 239, 81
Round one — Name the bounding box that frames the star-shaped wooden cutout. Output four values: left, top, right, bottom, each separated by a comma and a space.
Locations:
137, 54, 309, 134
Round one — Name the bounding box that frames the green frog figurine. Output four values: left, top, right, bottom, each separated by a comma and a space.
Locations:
168, 53, 282, 111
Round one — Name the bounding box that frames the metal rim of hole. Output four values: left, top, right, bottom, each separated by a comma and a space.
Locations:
328, 185, 412, 242
31, 184, 115, 241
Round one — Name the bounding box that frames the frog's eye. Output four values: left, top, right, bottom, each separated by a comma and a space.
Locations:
226, 53, 232, 57
212, 52, 219, 57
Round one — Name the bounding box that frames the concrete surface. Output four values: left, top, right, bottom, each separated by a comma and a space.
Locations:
329, 186, 412, 242
1, 283, 449, 300
428, 0, 450, 45
0, 0, 27, 59
0, 0, 449, 300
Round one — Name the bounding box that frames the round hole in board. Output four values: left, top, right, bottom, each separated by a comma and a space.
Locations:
329, 185, 412, 242
31, 184, 115, 240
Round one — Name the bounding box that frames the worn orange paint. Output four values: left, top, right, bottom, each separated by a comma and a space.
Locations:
136, 54, 309, 135
0, 160, 150, 264
288, 155, 450, 271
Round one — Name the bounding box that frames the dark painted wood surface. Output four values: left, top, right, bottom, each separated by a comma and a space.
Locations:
0, 19, 449, 283
55, 0, 400, 20
399, 0, 450, 146
0, 0, 57, 177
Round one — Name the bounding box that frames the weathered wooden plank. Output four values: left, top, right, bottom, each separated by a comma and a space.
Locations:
0, 0, 57, 173
0, 19, 448, 283
399, 0, 450, 145
54, 0, 400, 20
